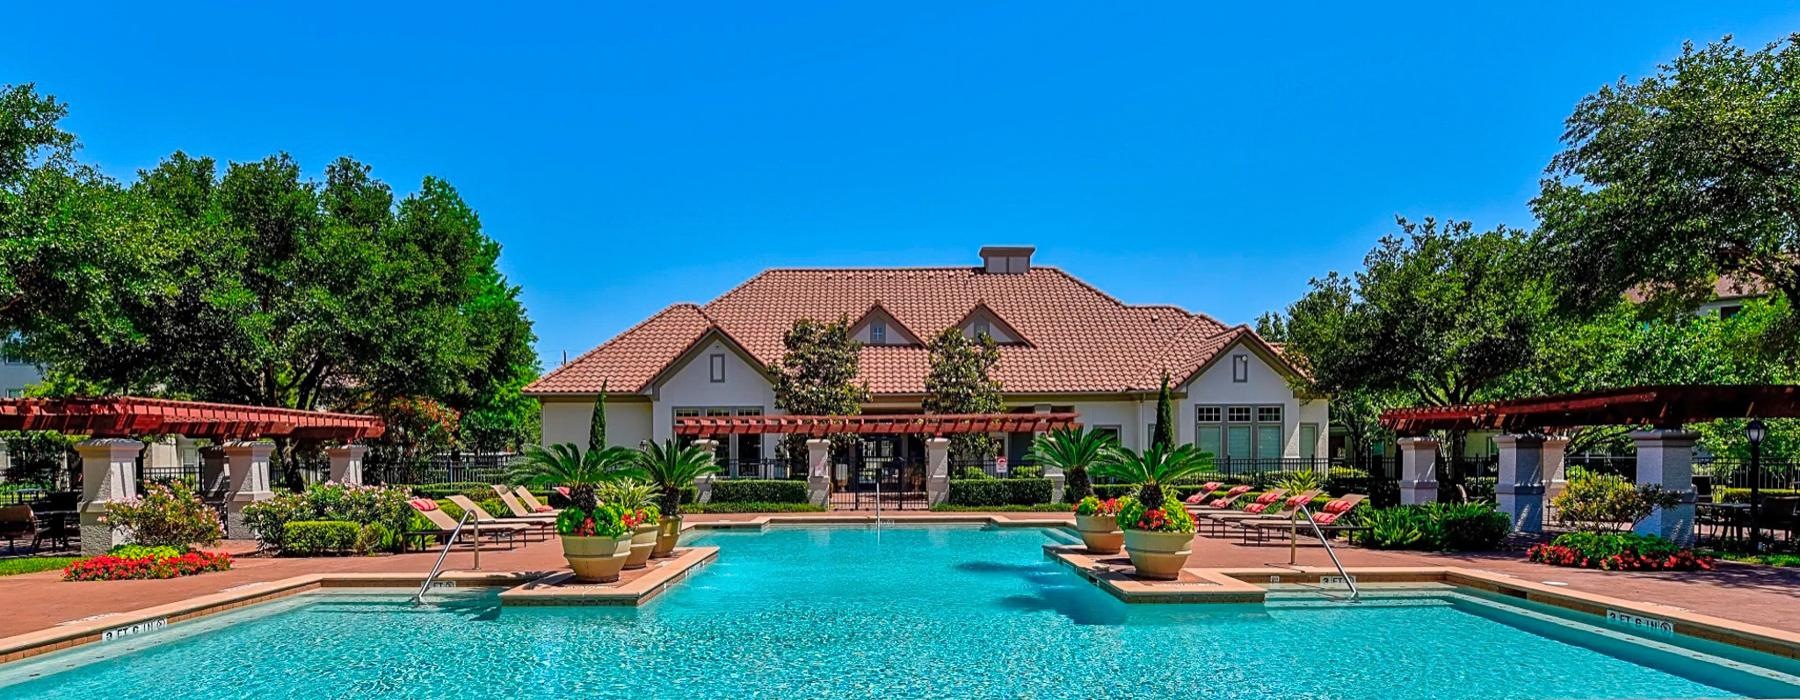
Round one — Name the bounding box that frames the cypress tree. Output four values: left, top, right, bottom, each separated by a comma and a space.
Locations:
588, 380, 608, 452
1151, 372, 1175, 449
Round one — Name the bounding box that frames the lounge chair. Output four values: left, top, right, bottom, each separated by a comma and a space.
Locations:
1240, 494, 1369, 544
1180, 482, 1226, 506
405, 498, 524, 551
1199, 490, 1319, 536
1185, 485, 1253, 514
511, 486, 560, 515
446, 495, 555, 540
493, 485, 558, 517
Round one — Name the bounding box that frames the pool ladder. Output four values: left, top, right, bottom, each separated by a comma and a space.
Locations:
412, 510, 475, 606
1294, 503, 1359, 602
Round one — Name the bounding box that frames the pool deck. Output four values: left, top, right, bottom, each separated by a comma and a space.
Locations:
1, 511, 1797, 659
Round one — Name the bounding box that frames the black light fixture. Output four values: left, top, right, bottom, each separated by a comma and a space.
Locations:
1746, 419, 1766, 550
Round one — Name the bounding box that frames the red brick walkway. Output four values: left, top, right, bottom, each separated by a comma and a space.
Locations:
0, 512, 1793, 638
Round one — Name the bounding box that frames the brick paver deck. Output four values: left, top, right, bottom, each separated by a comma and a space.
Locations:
0, 511, 1793, 639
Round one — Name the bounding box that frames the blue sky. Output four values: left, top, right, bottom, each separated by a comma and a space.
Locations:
6, 3, 1797, 369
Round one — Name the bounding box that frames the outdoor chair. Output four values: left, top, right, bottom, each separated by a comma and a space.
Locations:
445, 495, 554, 540
1185, 485, 1254, 515
1240, 494, 1369, 544
404, 498, 524, 552
492, 485, 558, 517
0, 505, 36, 552
1180, 483, 1225, 506
1199, 490, 1319, 537
510, 486, 560, 514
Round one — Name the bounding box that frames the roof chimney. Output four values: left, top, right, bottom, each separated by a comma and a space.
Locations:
979, 245, 1035, 274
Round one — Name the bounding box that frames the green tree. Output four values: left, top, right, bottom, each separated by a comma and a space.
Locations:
1030, 427, 1118, 502
1093, 442, 1213, 510
1150, 372, 1175, 449
923, 326, 1004, 461
513, 442, 641, 512
634, 439, 722, 518
772, 317, 869, 456
588, 380, 609, 453
1535, 34, 1800, 340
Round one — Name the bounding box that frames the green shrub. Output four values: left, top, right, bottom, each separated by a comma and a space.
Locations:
710, 479, 809, 504
1530, 532, 1712, 571
958, 467, 995, 480
243, 483, 411, 554
108, 544, 185, 559
1434, 503, 1512, 550
946, 478, 1053, 506
930, 503, 1071, 512
1553, 471, 1682, 533
1254, 470, 1306, 489
105, 481, 222, 548
281, 521, 361, 556
1010, 465, 1042, 479
355, 523, 394, 555
1459, 477, 1497, 503
1360, 506, 1436, 550
681, 502, 826, 514
408, 482, 503, 499
1714, 487, 1800, 504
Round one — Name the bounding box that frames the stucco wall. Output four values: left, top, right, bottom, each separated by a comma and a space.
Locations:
1068, 400, 1142, 450
1179, 341, 1307, 458
651, 340, 778, 454
540, 400, 653, 449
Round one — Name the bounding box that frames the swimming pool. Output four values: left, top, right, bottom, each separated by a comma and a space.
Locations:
3, 525, 1797, 699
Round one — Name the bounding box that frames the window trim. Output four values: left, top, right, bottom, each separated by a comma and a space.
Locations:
708, 353, 726, 383
870, 321, 887, 344
1231, 354, 1250, 383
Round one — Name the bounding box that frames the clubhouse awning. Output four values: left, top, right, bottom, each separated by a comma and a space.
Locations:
675, 412, 1080, 437
1379, 385, 1800, 435
0, 396, 385, 441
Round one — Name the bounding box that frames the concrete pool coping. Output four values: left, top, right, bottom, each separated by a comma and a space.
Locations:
3, 515, 1795, 666
1046, 543, 1800, 660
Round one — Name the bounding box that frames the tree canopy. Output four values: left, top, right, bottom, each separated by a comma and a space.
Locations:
923, 326, 1004, 460
772, 317, 869, 454
0, 83, 538, 453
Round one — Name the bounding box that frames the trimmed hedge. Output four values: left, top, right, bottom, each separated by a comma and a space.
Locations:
930, 503, 1070, 512
947, 478, 1053, 506
282, 521, 361, 556
1716, 487, 1800, 504
682, 502, 825, 514
410, 482, 503, 499
711, 479, 809, 504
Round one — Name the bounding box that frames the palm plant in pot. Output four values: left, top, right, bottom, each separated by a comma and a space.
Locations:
598, 479, 662, 570
635, 439, 721, 558
513, 443, 643, 582
1093, 442, 1211, 579
1034, 427, 1121, 552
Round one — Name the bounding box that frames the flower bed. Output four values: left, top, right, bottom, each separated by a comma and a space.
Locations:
1527, 532, 1713, 571
63, 546, 233, 581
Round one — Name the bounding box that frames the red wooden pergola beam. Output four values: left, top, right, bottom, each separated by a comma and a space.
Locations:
1379, 385, 1800, 435
0, 397, 384, 441
674, 412, 1082, 438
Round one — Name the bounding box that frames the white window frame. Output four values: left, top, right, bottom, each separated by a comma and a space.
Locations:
870, 321, 887, 344
709, 353, 726, 383
1231, 355, 1250, 382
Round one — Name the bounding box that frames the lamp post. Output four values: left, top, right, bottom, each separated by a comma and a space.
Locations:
1746, 419, 1766, 550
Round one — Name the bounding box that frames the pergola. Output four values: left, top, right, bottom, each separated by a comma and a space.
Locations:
0, 397, 385, 554
1377, 384, 1800, 543
674, 412, 1080, 437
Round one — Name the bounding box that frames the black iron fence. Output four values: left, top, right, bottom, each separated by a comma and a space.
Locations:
830, 459, 928, 510
364, 452, 524, 486
716, 458, 807, 480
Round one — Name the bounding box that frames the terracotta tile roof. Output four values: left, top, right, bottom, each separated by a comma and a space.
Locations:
527, 266, 1296, 396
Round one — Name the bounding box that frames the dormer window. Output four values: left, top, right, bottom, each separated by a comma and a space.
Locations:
870, 321, 887, 344
972, 320, 990, 338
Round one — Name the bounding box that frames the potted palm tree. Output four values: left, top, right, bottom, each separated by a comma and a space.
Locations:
635, 439, 721, 558
598, 479, 662, 570
1093, 442, 1211, 579
1032, 427, 1122, 552
513, 443, 643, 582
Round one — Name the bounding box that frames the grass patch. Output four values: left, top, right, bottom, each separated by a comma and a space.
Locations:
930, 503, 1071, 513
1705, 550, 1800, 567
681, 502, 826, 514
0, 556, 79, 576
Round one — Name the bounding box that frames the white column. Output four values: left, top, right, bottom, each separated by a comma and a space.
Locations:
692, 439, 718, 503
925, 437, 951, 506
1541, 435, 1571, 504
76, 438, 145, 555
805, 439, 832, 508
1631, 430, 1698, 545
199, 446, 229, 498
1493, 434, 1546, 533
222, 441, 275, 538
326, 444, 367, 486
1397, 436, 1440, 505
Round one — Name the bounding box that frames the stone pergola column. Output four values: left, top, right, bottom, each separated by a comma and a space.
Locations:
222, 441, 274, 538
925, 438, 951, 506
1397, 436, 1440, 505
326, 444, 367, 486
76, 438, 145, 555
692, 439, 719, 503
805, 439, 832, 508
200, 446, 230, 498
1493, 434, 1546, 533
1631, 429, 1699, 545
1541, 435, 1572, 505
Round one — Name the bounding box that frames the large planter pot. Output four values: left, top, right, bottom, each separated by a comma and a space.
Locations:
651, 517, 682, 558
561, 534, 632, 583
1122, 528, 1194, 580
1074, 513, 1123, 554
624, 523, 658, 570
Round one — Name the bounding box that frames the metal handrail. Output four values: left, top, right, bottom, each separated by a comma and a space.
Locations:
1294, 503, 1359, 601
412, 510, 474, 606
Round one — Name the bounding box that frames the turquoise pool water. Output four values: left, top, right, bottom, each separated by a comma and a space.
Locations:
3, 525, 1797, 699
